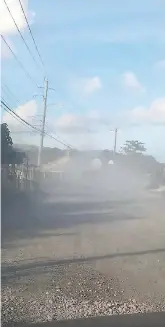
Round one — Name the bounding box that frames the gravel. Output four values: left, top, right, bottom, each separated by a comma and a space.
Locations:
2, 187, 165, 326
1, 263, 153, 326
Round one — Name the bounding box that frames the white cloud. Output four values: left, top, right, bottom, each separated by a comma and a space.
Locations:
83, 76, 102, 94
55, 109, 105, 134
2, 100, 38, 131
0, 0, 35, 35
122, 71, 145, 92
0, 0, 35, 60
154, 60, 165, 71
56, 114, 80, 130
130, 98, 165, 124
71, 76, 102, 96
56, 113, 92, 134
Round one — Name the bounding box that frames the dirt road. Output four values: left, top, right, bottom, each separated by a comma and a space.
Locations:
2, 182, 165, 325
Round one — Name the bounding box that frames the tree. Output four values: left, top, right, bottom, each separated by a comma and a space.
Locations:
1, 123, 25, 164
1, 123, 13, 164
121, 140, 146, 155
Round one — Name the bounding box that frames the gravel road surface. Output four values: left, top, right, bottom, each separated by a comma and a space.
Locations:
2, 180, 165, 325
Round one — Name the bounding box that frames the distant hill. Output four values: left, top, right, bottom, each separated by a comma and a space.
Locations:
14, 144, 65, 166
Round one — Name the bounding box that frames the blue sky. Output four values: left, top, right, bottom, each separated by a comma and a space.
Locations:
1, 0, 165, 161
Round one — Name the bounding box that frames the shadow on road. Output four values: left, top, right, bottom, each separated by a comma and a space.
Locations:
6, 312, 165, 327
2, 190, 144, 249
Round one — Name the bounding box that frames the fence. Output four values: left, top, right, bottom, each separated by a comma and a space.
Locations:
1, 163, 40, 196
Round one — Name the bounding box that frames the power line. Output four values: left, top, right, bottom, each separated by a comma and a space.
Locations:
4, 0, 41, 71
18, 0, 46, 73
3, 103, 75, 150
3, 84, 19, 103
16, 0, 80, 131
1, 98, 30, 127
1, 99, 38, 131
2, 107, 28, 127
8, 131, 40, 134
44, 123, 75, 149
1, 35, 38, 88
1, 99, 46, 133
1, 100, 74, 149
44, 130, 74, 149
1, 84, 20, 106
1, 84, 76, 151
1, 97, 13, 111
2, 82, 38, 109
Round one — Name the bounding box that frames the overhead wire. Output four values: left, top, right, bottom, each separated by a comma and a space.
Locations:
1, 85, 73, 149
4, 0, 41, 71
2, 85, 73, 148
1, 82, 39, 109
2, 99, 48, 134
1, 100, 74, 149
1, 84, 20, 106
4, 0, 76, 140
18, 0, 46, 73
1, 35, 38, 88
1, 83, 75, 150
44, 122, 75, 149
1, 97, 30, 127
2, 0, 74, 149
2, 107, 28, 127
44, 130, 75, 149
1, 97, 13, 111
1, 100, 41, 133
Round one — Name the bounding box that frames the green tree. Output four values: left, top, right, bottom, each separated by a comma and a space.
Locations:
1, 123, 25, 164
1, 123, 13, 164
121, 140, 146, 155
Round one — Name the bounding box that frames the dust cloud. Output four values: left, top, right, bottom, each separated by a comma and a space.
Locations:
41, 152, 150, 207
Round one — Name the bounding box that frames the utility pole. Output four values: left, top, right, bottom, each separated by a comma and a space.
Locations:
114, 128, 118, 156
67, 147, 70, 158
38, 78, 48, 167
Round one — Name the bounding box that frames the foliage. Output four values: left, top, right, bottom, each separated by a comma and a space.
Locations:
121, 140, 146, 155
1, 123, 13, 164
1, 123, 25, 164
